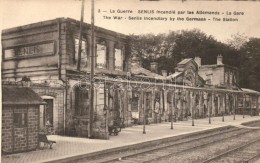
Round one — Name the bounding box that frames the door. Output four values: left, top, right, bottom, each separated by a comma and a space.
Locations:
44, 99, 53, 126
39, 99, 54, 129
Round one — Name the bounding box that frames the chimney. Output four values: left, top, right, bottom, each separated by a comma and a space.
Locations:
21, 76, 31, 87
150, 62, 158, 74
132, 55, 141, 66
217, 54, 223, 65
194, 56, 201, 67
161, 70, 167, 77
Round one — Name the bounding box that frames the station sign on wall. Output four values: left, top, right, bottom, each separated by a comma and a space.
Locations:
4, 41, 55, 59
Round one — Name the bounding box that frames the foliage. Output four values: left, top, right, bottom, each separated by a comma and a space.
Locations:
226, 33, 248, 50
238, 38, 260, 91
130, 29, 239, 73
129, 29, 260, 91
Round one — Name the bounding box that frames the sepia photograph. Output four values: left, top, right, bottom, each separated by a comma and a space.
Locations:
1, 0, 260, 162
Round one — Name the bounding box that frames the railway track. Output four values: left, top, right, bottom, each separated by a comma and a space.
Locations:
74, 126, 260, 163
202, 138, 260, 163
111, 129, 260, 163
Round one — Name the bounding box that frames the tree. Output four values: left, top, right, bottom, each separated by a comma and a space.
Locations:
238, 38, 260, 91
129, 30, 260, 91
226, 33, 248, 50
130, 29, 239, 74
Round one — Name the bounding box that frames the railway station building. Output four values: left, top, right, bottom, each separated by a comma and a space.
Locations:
2, 18, 260, 140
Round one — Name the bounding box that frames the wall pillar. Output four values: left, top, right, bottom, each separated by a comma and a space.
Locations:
233, 94, 236, 120
164, 90, 167, 122
92, 83, 109, 139
142, 90, 146, 134
217, 94, 220, 116
151, 89, 155, 120
209, 93, 213, 124
198, 91, 202, 118
191, 91, 195, 126
171, 90, 174, 129
203, 92, 208, 119
87, 35, 96, 69
159, 90, 163, 123
243, 94, 245, 118
250, 95, 252, 116
107, 40, 115, 71
257, 96, 259, 116
222, 93, 225, 122
211, 93, 215, 117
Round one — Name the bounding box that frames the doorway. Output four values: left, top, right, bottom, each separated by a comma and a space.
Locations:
40, 96, 54, 131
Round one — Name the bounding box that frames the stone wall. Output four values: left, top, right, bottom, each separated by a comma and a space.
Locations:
2, 106, 39, 153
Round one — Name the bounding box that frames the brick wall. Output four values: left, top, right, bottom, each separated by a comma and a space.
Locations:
2, 107, 13, 152
2, 106, 39, 153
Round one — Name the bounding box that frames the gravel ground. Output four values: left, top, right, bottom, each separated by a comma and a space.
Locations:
209, 140, 260, 163
151, 130, 260, 163
242, 120, 260, 127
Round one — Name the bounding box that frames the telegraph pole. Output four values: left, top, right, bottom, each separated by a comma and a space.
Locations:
77, 0, 85, 71
89, 0, 95, 138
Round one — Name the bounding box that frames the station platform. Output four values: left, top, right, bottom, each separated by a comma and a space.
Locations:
2, 115, 260, 163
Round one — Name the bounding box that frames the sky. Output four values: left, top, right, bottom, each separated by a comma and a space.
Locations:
1, 0, 260, 43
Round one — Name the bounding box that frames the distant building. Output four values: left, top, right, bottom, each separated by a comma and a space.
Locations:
195, 55, 239, 89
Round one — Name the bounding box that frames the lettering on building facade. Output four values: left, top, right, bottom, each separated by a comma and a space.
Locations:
4, 41, 55, 59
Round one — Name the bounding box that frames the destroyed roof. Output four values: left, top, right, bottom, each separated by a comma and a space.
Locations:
131, 63, 165, 79
2, 86, 46, 105
166, 72, 183, 80
177, 58, 194, 65
241, 88, 260, 95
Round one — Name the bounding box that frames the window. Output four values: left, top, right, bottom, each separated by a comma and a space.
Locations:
75, 87, 89, 116
96, 43, 107, 68
75, 38, 87, 67
233, 74, 237, 85
131, 91, 139, 112
229, 72, 233, 84
14, 113, 27, 127
115, 48, 123, 71
206, 74, 212, 85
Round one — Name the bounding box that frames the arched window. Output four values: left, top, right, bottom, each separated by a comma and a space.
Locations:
75, 87, 89, 116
